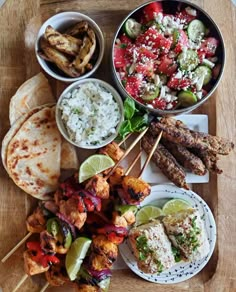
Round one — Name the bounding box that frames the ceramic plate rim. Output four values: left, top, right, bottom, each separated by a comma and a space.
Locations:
119, 184, 217, 284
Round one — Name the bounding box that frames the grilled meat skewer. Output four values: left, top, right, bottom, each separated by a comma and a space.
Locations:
142, 134, 188, 189
151, 118, 234, 155
161, 139, 207, 176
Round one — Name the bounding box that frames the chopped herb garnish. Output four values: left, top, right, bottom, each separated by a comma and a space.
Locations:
171, 246, 181, 262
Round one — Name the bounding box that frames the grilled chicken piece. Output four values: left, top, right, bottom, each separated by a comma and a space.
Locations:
40, 230, 68, 254
121, 175, 151, 204
142, 134, 188, 189
108, 166, 124, 187
24, 250, 49, 276
151, 118, 234, 155
99, 142, 124, 163
161, 139, 207, 176
90, 235, 118, 271
75, 283, 99, 292
112, 211, 128, 228
45, 261, 69, 286
39, 38, 80, 77
92, 235, 118, 260
85, 175, 110, 199
112, 209, 136, 227
26, 206, 47, 233
59, 197, 87, 229
45, 25, 82, 56
90, 253, 114, 271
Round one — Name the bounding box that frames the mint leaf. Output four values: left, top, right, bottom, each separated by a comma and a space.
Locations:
124, 97, 136, 119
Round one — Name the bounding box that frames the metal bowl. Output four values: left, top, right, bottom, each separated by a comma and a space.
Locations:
56, 78, 124, 149
111, 0, 225, 116
35, 12, 105, 83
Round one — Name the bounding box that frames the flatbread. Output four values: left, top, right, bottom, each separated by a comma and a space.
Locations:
9, 72, 55, 125
1, 104, 55, 173
61, 138, 79, 170
6, 106, 61, 200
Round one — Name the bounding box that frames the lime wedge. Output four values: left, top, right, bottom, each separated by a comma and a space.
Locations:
162, 199, 192, 215
98, 277, 111, 292
135, 205, 163, 226
65, 237, 92, 281
79, 154, 115, 183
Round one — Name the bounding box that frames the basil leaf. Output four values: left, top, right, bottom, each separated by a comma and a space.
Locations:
118, 120, 132, 139
130, 114, 148, 131
124, 97, 136, 120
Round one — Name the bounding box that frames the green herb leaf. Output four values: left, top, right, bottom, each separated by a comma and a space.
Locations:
124, 97, 136, 119
130, 113, 148, 132
171, 246, 181, 262
118, 120, 132, 139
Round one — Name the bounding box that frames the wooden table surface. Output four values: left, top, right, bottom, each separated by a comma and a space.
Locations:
0, 0, 235, 291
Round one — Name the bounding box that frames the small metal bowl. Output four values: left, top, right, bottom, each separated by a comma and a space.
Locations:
111, 0, 225, 116
35, 12, 104, 83
56, 78, 124, 149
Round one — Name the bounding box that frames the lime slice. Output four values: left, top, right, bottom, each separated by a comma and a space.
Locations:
98, 277, 111, 292
162, 199, 192, 215
79, 154, 115, 183
65, 237, 92, 281
135, 205, 163, 226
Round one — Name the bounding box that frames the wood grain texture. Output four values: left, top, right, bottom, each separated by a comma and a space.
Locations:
0, 0, 235, 291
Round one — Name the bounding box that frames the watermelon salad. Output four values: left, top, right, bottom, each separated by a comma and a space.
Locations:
113, 2, 222, 110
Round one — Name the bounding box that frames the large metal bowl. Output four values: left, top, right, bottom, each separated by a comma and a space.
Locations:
111, 0, 225, 116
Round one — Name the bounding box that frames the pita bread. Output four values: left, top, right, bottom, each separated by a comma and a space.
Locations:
9, 72, 55, 125
6, 106, 61, 200
61, 139, 79, 170
1, 104, 54, 173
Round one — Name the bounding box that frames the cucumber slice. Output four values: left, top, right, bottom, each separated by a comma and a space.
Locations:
172, 29, 180, 47
142, 86, 160, 101
194, 65, 212, 85
178, 90, 198, 107
124, 18, 142, 39
188, 19, 205, 43
178, 49, 199, 71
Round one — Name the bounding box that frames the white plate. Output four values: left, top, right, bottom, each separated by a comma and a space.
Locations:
141, 114, 209, 184
119, 184, 216, 284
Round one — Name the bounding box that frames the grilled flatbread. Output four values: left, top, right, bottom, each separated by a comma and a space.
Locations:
9, 72, 55, 125
6, 106, 61, 200
1, 104, 53, 173
61, 138, 79, 170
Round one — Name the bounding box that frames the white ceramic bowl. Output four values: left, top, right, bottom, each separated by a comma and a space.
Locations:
35, 12, 105, 82
56, 78, 124, 149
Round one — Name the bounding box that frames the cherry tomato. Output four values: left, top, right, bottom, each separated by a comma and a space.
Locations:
143, 2, 163, 22
157, 55, 177, 76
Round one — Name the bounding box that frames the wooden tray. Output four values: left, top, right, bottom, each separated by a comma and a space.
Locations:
0, 1, 235, 291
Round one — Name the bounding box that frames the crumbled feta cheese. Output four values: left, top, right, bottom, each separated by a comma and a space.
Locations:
202, 58, 215, 68
174, 70, 183, 79
185, 6, 197, 16
196, 91, 203, 100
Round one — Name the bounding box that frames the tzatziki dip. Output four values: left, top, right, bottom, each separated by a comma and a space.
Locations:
60, 82, 121, 147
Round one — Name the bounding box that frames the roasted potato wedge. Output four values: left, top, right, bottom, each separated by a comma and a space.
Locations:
45, 25, 82, 56
65, 20, 89, 36
40, 38, 80, 77
72, 28, 96, 71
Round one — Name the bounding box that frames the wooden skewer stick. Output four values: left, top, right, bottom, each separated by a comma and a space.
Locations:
104, 127, 149, 180
40, 282, 50, 292
12, 274, 28, 292
117, 133, 132, 147
125, 150, 142, 176
1, 232, 32, 263
138, 130, 163, 179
